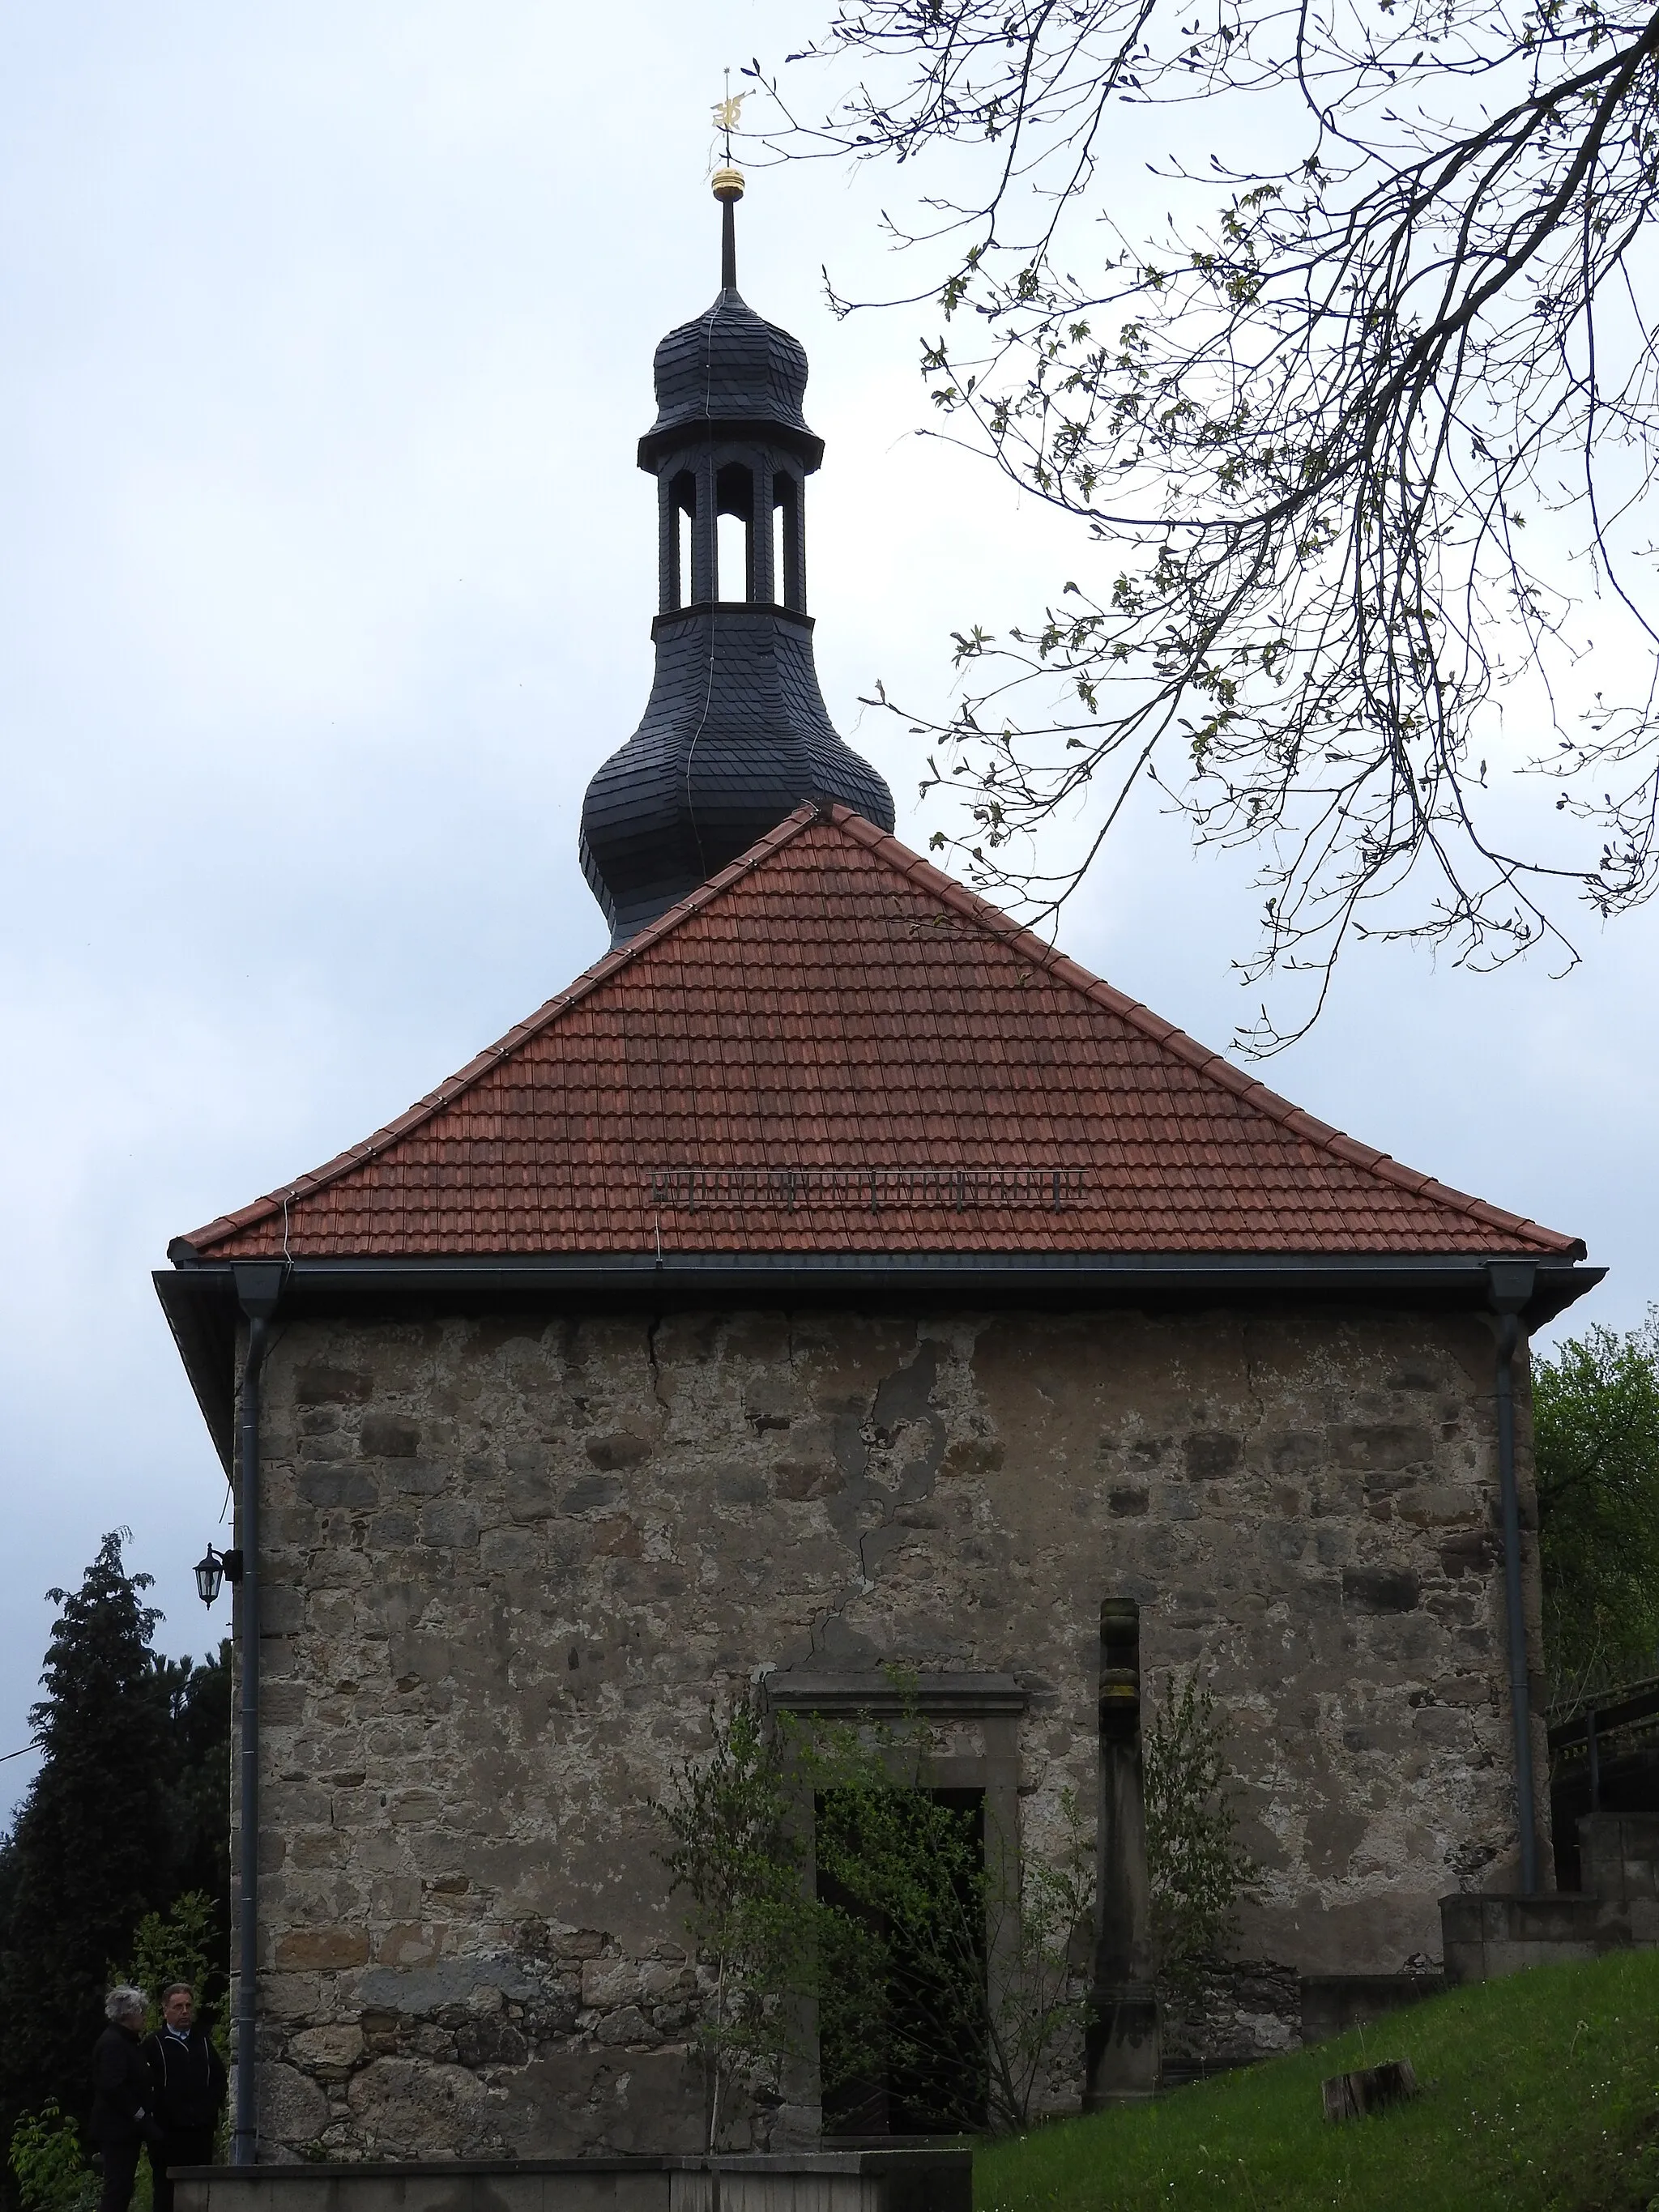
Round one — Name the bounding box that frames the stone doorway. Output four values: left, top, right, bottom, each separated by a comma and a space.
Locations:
818, 1785, 988, 2137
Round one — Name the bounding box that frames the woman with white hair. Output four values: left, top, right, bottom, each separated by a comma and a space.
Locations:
89, 1988, 162, 2212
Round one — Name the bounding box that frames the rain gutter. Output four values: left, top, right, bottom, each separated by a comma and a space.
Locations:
230, 1262, 284, 2166
1488, 1259, 1542, 1894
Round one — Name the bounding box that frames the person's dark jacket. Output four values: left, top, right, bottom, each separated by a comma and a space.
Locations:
141, 2025, 228, 2135
89, 2024, 162, 2146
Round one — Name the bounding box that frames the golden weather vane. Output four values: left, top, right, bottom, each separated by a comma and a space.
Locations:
710, 66, 747, 232
712, 69, 747, 164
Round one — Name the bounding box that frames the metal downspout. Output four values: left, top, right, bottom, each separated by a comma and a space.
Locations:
232, 1263, 284, 2166
1490, 1261, 1540, 1894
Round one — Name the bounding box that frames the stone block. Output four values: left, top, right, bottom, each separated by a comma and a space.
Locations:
265, 1782, 333, 1826
286, 2023, 365, 2078
454, 2017, 529, 2067
640, 1960, 694, 2001
345, 2056, 488, 2154
361, 1413, 421, 1457
389, 1790, 444, 1825
331, 1788, 386, 1826
561, 1474, 624, 1515
1333, 1425, 1435, 1471
420, 1500, 480, 1548
274, 1926, 371, 1971
296, 1366, 372, 1404
582, 1957, 642, 2008
1442, 1939, 1485, 1986
772, 1460, 842, 1500
481, 1526, 544, 1571
298, 1470, 378, 1509
585, 1433, 653, 1472
1183, 1433, 1241, 1480
289, 1831, 347, 1870
1343, 1566, 1421, 1613
256, 2061, 330, 2150
375, 1924, 440, 1967
1431, 1674, 1490, 1706
388, 1461, 450, 1497
1411, 1707, 1469, 1745
497, 2046, 704, 2155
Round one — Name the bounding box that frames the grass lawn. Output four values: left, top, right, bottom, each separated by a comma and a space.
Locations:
976, 1950, 1659, 2212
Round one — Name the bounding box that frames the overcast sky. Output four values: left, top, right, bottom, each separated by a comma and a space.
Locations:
3, 1, 1655, 1818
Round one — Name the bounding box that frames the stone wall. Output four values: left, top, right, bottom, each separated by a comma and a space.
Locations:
242, 1301, 1546, 2155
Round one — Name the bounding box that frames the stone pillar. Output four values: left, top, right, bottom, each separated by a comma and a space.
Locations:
1086, 1598, 1160, 2103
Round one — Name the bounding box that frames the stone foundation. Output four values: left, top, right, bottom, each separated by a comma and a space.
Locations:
175, 2151, 971, 2212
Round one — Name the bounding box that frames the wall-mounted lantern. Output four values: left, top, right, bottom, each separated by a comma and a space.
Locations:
194, 1545, 244, 1607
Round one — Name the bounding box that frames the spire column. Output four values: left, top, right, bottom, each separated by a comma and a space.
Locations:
751, 457, 776, 605
691, 453, 717, 604
657, 472, 680, 612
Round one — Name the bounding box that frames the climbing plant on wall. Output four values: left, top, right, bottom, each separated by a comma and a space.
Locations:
811, 1736, 1093, 2135
658, 1684, 1094, 2142
656, 1694, 821, 2151
1142, 1673, 1256, 1995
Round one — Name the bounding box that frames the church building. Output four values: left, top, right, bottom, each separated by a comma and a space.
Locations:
158, 175, 1599, 2162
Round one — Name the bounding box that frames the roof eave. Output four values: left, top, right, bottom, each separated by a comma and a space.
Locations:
157, 1251, 1605, 1465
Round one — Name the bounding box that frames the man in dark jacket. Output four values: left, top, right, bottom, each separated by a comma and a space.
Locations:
89, 1988, 162, 2212
142, 1984, 227, 2212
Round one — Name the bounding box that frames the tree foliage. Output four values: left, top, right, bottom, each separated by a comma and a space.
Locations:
656, 1696, 821, 2149
1533, 1306, 1659, 1703
811, 1728, 1093, 2133
657, 1688, 1093, 2142
114, 1893, 224, 2042
754, 0, 1659, 1044
1142, 1673, 1256, 1988
6, 2106, 95, 2212
0, 1536, 230, 2155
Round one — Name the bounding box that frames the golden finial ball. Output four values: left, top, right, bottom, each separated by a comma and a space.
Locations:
712, 167, 746, 203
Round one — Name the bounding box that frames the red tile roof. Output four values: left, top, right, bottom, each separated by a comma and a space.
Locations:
176, 808, 1583, 1262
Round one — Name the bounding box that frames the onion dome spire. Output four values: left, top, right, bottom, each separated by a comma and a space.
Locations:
578, 172, 895, 946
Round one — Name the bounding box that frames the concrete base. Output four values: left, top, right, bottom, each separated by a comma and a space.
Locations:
1440, 1811, 1659, 1984
173, 2152, 971, 2212
1084, 1982, 1161, 2106
1299, 1975, 1445, 2044
1440, 1894, 1606, 1984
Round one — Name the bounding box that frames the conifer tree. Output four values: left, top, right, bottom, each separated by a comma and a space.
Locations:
154, 1643, 232, 1926
0, 1534, 175, 2145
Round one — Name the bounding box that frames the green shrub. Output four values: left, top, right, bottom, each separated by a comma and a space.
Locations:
1142, 1672, 1256, 1992
8, 2102, 96, 2212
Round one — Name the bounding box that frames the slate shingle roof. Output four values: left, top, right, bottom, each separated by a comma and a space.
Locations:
175, 807, 1582, 1263
638, 288, 820, 467
579, 605, 896, 944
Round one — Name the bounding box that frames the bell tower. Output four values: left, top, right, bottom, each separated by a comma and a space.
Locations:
578, 169, 895, 944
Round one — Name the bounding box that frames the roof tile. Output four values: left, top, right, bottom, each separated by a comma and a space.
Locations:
175, 807, 1584, 1263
